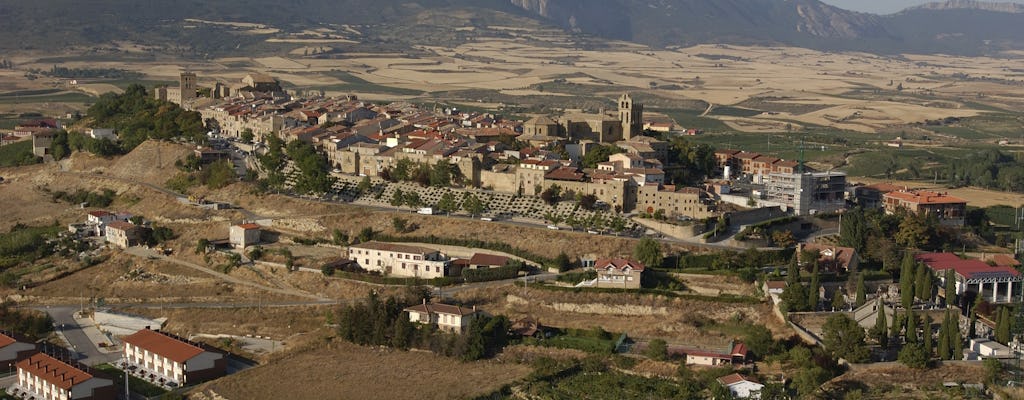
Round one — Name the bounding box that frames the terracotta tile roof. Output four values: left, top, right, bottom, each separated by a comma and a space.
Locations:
916, 253, 1021, 280
106, 221, 138, 231
235, 223, 261, 230
403, 302, 477, 316
351, 241, 436, 255
735, 151, 761, 160
731, 342, 749, 357
594, 258, 645, 272
715, 149, 741, 156
123, 329, 205, 363
0, 332, 15, 348
765, 281, 788, 290
802, 243, 857, 270
545, 167, 586, 182
17, 353, 93, 390
468, 253, 510, 267
717, 373, 758, 386
884, 190, 966, 205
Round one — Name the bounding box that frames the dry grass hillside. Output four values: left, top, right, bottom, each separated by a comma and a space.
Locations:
189, 340, 531, 400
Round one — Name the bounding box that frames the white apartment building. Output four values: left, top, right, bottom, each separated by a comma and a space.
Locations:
13, 353, 114, 400
348, 241, 451, 279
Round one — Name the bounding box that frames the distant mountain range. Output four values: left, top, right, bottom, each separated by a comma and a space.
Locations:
2, 0, 1024, 56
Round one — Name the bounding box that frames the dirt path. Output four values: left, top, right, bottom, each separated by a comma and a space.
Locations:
700, 102, 714, 117
125, 247, 330, 301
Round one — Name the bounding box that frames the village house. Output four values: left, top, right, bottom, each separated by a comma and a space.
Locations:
683, 342, 749, 366
228, 223, 261, 249
403, 301, 478, 333
592, 258, 645, 289
883, 190, 967, 226
122, 328, 226, 386
105, 221, 145, 249
717, 373, 764, 399
799, 243, 859, 272
348, 241, 451, 279
0, 332, 37, 373
12, 353, 115, 400
762, 280, 787, 304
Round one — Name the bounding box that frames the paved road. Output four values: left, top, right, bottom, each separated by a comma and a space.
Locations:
40, 306, 121, 366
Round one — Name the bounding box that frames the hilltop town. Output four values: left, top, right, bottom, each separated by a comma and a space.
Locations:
0, 63, 1023, 400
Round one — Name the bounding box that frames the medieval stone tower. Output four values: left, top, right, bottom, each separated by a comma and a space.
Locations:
180, 71, 197, 102
618, 93, 643, 140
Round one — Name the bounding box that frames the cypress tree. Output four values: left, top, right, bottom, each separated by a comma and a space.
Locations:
915, 263, 930, 303
786, 252, 800, 286
808, 260, 820, 311
938, 311, 951, 360
997, 307, 1011, 344
969, 307, 978, 339
952, 319, 964, 360
944, 268, 956, 308
855, 274, 867, 307
875, 303, 889, 348
900, 253, 915, 309
891, 310, 902, 341
923, 315, 933, 358
906, 310, 918, 344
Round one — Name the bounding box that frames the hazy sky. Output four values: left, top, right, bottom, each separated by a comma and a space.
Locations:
822, 0, 1023, 14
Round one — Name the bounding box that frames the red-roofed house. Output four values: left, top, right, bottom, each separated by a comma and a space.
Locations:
403, 301, 479, 333
122, 329, 226, 386
14, 353, 115, 400
800, 243, 859, 272
916, 253, 1022, 304
229, 223, 262, 249
883, 190, 966, 226
468, 253, 510, 269
593, 258, 645, 289
717, 373, 764, 399
681, 341, 750, 366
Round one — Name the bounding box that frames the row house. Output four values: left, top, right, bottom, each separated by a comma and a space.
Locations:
14, 353, 114, 400
122, 329, 226, 386
715, 149, 802, 179
348, 241, 451, 279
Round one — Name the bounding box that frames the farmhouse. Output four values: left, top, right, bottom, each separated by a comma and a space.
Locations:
12, 353, 115, 400
105, 221, 145, 249
348, 241, 451, 279
229, 223, 262, 249
122, 328, 226, 386
682, 342, 749, 366
916, 252, 1022, 304
717, 373, 764, 399
403, 301, 478, 333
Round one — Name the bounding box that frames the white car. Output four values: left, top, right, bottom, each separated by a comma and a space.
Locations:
547, 225, 559, 230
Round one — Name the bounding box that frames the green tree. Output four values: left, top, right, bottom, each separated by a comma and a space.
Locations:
996, 306, 1011, 344
938, 310, 951, 360
404, 191, 422, 208
356, 176, 371, 195
743, 325, 777, 360
922, 315, 934, 359
552, 252, 571, 273
807, 261, 820, 311
581, 144, 625, 169
781, 282, 810, 312
898, 343, 929, 369
944, 268, 956, 308
906, 310, 919, 344
429, 160, 453, 187
540, 184, 562, 205
872, 303, 889, 348
822, 314, 870, 362
645, 339, 668, 361
331, 228, 348, 246
952, 317, 964, 360
392, 216, 409, 233
240, 128, 254, 144
832, 287, 846, 311
839, 207, 868, 254
436, 192, 457, 214
390, 188, 405, 209
900, 253, 916, 310
633, 238, 663, 268
195, 238, 210, 255
855, 274, 867, 307
914, 263, 931, 303
462, 194, 484, 217
786, 253, 800, 286
983, 358, 1003, 385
